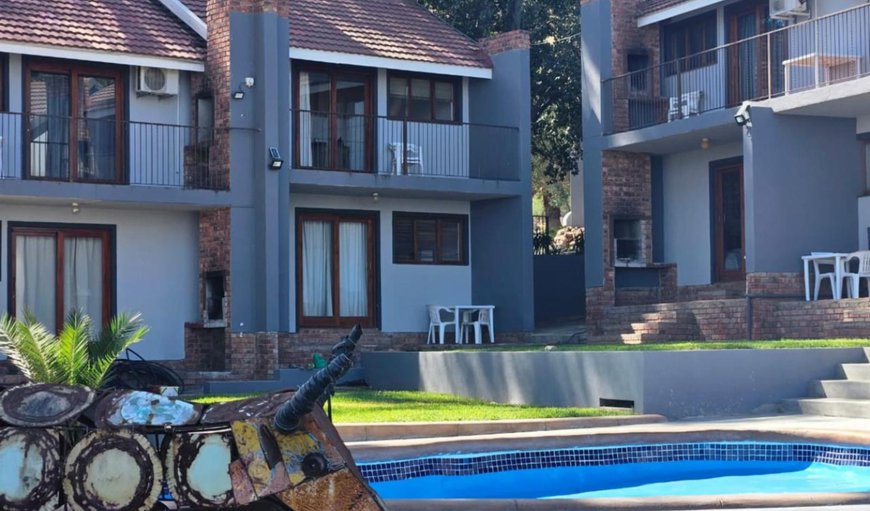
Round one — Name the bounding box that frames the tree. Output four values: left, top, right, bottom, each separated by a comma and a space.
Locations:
419, 0, 581, 206
0, 311, 149, 388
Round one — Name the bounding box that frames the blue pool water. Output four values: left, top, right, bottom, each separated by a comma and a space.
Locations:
361, 442, 870, 500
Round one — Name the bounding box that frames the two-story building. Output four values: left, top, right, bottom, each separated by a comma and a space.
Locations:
583, 0, 870, 340
0, 0, 533, 378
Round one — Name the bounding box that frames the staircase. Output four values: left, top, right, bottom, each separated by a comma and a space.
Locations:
591, 299, 746, 343
784, 347, 870, 418
600, 309, 700, 344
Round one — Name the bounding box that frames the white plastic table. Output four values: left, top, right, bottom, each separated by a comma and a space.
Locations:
453, 305, 494, 344
801, 252, 848, 301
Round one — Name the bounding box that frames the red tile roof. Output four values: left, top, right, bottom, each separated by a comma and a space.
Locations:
639, 0, 692, 15
288, 0, 492, 69
0, 0, 205, 62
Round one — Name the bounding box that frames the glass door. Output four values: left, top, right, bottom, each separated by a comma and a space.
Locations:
296, 69, 372, 171
297, 212, 376, 327
713, 163, 745, 282
727, 1, 771, 105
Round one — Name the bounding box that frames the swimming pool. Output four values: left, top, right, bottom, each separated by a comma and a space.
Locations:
360, 442, 870, 500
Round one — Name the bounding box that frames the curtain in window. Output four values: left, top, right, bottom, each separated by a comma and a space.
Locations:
302, 221, 332, 316
298, 72, 312, 167
79, 76, 117, 182
64, 237, 104, 328
15, 236, 57, 332
736, 14, 758, 101
338, 222, 367, 317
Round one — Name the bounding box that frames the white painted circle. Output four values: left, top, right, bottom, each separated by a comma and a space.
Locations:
0, 434, 44, 501
83, 450, 141, 508
187, 436, 233, 500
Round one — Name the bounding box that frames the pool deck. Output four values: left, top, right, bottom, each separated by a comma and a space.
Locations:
349, 414, 870, 511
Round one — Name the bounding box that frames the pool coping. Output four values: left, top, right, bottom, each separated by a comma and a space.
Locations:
337, 414, 664, 441
383, 492, 870, 510
352, 420, 870, 510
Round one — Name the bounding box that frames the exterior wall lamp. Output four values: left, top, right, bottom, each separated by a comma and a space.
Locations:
269, 147, 284, 170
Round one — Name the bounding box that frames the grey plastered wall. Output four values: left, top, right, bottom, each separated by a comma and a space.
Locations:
581, 0, 612, 288
743, 109, 860, 273
468, 48, 534, 331
228, 12, 292, 333
363, 348, 867, 418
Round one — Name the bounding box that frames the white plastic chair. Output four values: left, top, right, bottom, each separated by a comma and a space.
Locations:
461, 308, 494, 344
388, 143, 423, 175
813, 256, 848, 300
426, 305, 456, 345
843, 250, 870, 298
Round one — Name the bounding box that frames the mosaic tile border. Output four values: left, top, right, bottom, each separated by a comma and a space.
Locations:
359, 442, 870, 483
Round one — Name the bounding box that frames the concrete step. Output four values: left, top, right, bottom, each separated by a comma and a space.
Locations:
812, 380, 870, 399
838, 363, 870, 380
784, 397, 870, 418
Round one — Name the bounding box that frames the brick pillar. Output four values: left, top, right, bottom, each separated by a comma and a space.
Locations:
479, 30, 530, 55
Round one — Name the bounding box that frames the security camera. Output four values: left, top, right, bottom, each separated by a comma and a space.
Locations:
734, 102, 752, 128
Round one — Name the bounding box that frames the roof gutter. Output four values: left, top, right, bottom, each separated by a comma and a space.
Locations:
157, 0, 208, 40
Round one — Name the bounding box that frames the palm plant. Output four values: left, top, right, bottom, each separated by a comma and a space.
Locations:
0, 311, 149, 388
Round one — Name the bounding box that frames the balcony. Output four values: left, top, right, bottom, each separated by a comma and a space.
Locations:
293, 110, 520, 181
604, 3, 870, 134
0, 111, 225, 190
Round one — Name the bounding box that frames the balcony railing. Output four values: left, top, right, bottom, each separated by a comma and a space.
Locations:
603, 3, 870, 134
0, 111, 225, 190
293, 110, 520, 181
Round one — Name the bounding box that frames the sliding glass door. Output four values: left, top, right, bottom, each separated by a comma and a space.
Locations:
296, 68, 372, 172
297, 212, 376, 327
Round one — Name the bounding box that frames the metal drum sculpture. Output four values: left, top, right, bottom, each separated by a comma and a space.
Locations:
0, 326, 388, 511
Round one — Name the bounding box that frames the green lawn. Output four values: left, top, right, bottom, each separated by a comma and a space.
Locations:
190, 389, 629, 423
464, 338, 870, 352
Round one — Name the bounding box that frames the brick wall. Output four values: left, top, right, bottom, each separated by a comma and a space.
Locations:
746, 272, 803, 297
479, 30, 530, 55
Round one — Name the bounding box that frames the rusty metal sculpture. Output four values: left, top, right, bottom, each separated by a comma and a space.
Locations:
0, 325, 388, 511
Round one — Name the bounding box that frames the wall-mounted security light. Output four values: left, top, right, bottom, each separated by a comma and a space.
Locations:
269, 147, 284, 170
232, 87, 245, 100
734, 102, 752, 128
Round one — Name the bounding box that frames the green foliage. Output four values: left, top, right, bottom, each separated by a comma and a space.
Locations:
0, 311, 149, 388
418, 0, 581, 184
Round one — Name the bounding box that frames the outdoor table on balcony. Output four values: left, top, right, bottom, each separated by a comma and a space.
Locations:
453, 305, 495, 344
801, 252, 848, 301
783, 53, 862, 94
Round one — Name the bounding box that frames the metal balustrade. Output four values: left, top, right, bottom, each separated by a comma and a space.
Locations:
0, 111, 225, 190
293, 110, 521, 181
603, 3, 870, 134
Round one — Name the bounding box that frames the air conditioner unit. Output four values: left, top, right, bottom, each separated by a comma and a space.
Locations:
137, 67, 179, 95
770, 0, 809, 19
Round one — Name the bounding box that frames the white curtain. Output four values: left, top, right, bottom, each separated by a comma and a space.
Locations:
339, 222, 367, 317
298, 72, 312, 167
64, 237, 103, 328
15, 236, 57, 332
302, 221, 332, 316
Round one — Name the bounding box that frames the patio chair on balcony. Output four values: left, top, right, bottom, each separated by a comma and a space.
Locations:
843, 250, 870, 298
426, 305, 456, 345
668, 91, 703, 121
388, 143, 424, 175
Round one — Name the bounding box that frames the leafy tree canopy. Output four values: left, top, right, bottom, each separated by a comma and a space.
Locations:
419, 0, 581, 184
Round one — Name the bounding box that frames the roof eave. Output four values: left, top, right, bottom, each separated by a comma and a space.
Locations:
0, 41, 205, 71
289, 47, 493, 79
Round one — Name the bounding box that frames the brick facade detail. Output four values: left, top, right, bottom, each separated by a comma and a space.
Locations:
479, 30, 530, 55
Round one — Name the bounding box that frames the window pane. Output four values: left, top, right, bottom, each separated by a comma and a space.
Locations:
15, 235, 57, 332
64, 237, 104, 327
302, 221, 333, 316
394, 217, 415, 261
434, 82, 455, 121
388, 77, 407, 118
339, 222, 368, 317
78, 76, 117, 181
29, 71, 70, 179
415, 219, 437, 262
410, 79, 432, 120
300, 72, 331, 168
439, 220, 461, 262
